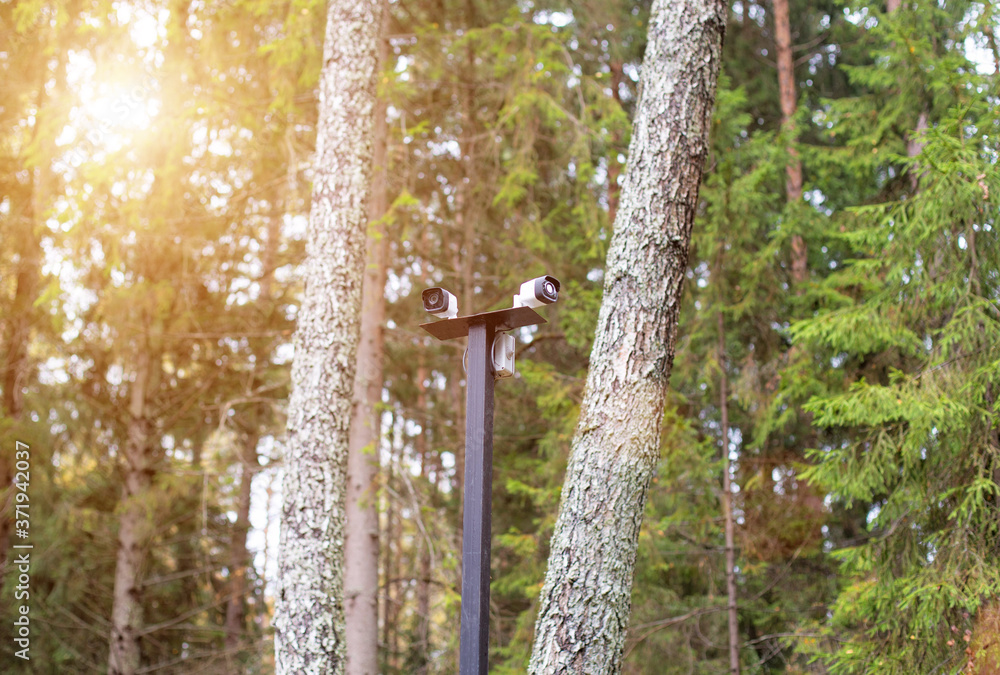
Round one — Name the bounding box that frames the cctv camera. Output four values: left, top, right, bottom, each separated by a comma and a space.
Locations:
422, 287, 459, 319
492, 333, 516, 379
513, 275, 560, 309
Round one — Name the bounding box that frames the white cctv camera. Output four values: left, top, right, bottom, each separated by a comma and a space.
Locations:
422, 287, 458, 319
513, 275, 560, 309
492, 333, 516, 379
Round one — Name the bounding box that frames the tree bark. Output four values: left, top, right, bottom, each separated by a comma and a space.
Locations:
344, 4, 388, 672
225, 151, 289, 652
528, 0, 727, 671
883, 0, 929, 191
382, 413, 400, 671
273, 0, 381, 672
772, 0, 807, 284
108, 350, 154, 675
225, 431, 259, 652
415, 357, 432, 674
718, 311, 740, 675
607, 60, 625, 227
967, 600, 1000, 674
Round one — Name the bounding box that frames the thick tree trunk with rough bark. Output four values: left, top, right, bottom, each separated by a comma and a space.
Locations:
273, 0, 381, 672
528, 0, 727, 671
344, 4, 388, 671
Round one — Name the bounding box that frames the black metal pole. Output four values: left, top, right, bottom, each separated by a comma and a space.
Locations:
459, 320, 495, 675
420, 306, 545, 674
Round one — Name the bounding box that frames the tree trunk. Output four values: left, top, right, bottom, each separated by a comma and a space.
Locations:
607, 60, 624, 227
225, 159, 286, 653
273, 0, 381, 672
225, 431, 259, 652
966, 600, 1000, 674
0, 61, 47, 572
528, 0, 727, 671
344, 4, 388, 672
382, 413, 400, 671
882, 0, 929, 190
415, 357, 432, 674
718, 311, 740, 675
772, 0, 807, 283
0, 186, 37, 575
108, 350, 153, 675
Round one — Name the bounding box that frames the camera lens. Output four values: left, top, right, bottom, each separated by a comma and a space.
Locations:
543, 281, 555, 297
427, 291, 440, 306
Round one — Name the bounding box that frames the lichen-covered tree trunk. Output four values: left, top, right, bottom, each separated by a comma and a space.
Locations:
273, 0, 381, 672
528, 0, 726, 671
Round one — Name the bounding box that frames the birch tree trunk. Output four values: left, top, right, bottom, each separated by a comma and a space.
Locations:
528, 0, 727, 671
274, 0, 381, 672
344, 4, 388, 671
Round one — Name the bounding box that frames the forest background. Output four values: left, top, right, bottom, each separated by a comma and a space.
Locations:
1, 0, 999, 673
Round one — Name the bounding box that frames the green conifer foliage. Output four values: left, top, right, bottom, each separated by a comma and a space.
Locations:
792, 2, 1000, 670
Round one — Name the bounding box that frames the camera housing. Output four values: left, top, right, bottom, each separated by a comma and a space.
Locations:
422, 287, 459, 319
492, 333, 516, 379
513, 275, 560, 309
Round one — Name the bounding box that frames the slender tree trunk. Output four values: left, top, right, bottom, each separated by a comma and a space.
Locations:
772, 0, 807, 283
344, 4, 388, 673
718, 311, 740, 675
607, 60, 624, 226
225, 431, 259, 652
905, 111, 929, 190
773, 0, 801, 203
0, 187, 36, 574
108, 350, 154, 675
273, 0, 381, 671
528, 0, 727, 671
415, 357, 432, 674
967, 600, 1000, 674
225, 164, 286, 654
1, 235, 33, 423
382, 413, 400, 671
261, 474, 275, 633
882, 0, 929, 190
0, 64, 48, 571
